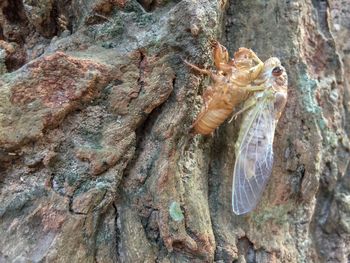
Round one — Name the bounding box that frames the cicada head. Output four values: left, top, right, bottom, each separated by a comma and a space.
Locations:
259, 57, 288, 91
261, 57, 288, 120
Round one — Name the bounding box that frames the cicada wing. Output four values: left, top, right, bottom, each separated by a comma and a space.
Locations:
232, 101, 276, 215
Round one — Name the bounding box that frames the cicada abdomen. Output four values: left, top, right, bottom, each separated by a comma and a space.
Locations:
192, 77, 249, 135
232, 57, 288, 215
186, 42, 264, 135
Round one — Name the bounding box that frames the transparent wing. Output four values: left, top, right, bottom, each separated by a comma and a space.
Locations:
232, 99, 276, 215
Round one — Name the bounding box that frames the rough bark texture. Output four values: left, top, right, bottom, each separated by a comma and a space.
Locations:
0, 0, 349, 262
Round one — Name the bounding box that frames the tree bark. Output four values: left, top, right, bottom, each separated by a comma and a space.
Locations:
0, 0, 349, 262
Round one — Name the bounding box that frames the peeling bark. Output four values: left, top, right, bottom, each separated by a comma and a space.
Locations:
0, 0, 349, 262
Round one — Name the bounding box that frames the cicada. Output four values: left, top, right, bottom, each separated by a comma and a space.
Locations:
232, 57, 288, 215
185, 41, 265, 135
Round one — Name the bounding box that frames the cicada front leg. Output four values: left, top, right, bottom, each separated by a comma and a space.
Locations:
211, 41, 228, 64
227, 83, 266, 122
248, 51, 264, 81
211, 40, 237, 76
228, 96, 258, 123
232, 48, 264, 85
185, 40, 234, 77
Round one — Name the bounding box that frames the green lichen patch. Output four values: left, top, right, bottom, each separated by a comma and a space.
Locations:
169, 201, 184, 222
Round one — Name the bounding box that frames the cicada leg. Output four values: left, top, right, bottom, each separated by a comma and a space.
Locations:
212, 40, 235, 75
227, 83, 264, 123
228, 98, 257, 123
184, 60, 212, 75
212, 40, 228, 67
247, 50, 264, 81
233, 48, 264, 84
244, 84, 266, 92
227, 83, 267, 122
184, 60, 224, 84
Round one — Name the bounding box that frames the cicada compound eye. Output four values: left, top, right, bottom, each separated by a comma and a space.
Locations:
272, 66, 283, 77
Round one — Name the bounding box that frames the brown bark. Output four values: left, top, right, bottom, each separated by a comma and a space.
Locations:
0, 0, 349, 262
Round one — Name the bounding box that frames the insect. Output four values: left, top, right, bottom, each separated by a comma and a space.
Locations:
232, 57, 288, 215
185, 41, 265, 135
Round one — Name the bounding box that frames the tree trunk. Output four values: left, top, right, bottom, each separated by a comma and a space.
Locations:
0, 0, 349, 262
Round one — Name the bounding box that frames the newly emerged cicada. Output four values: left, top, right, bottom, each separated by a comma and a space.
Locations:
185, 43, 288, 214
232, 57, 288, 215
185, 41, 265, 135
